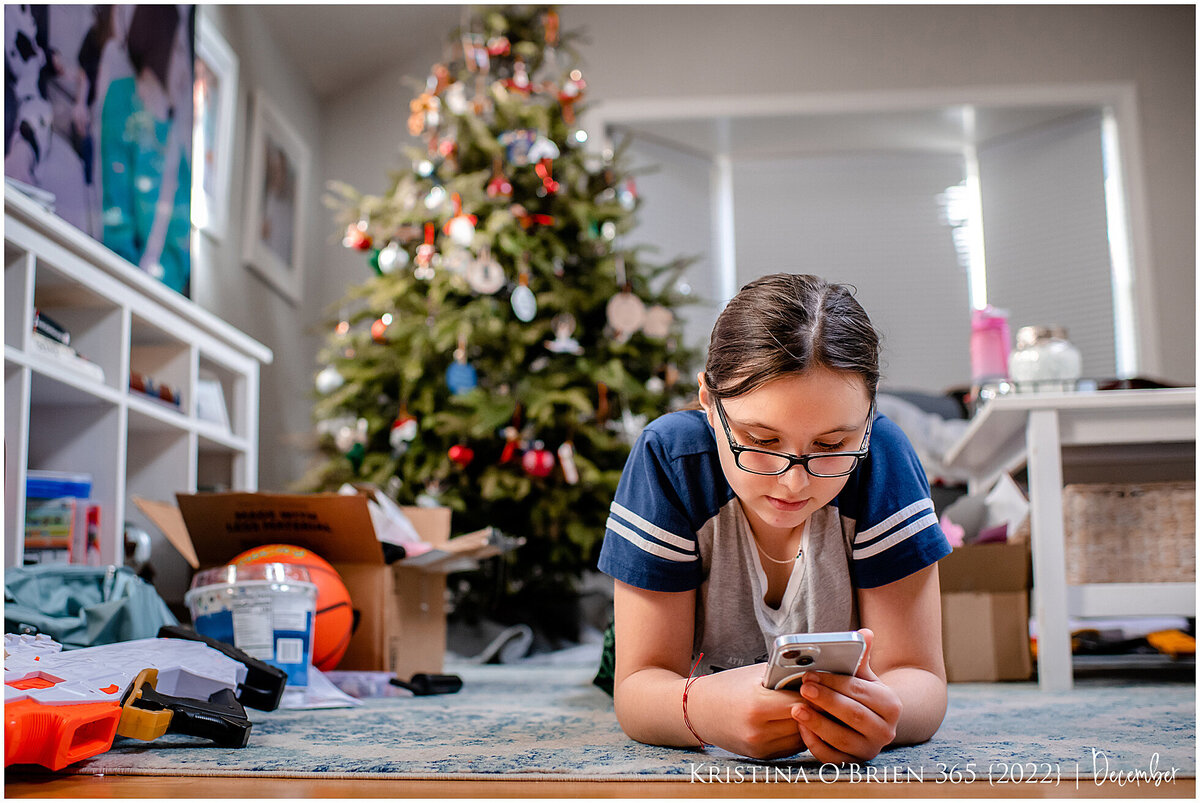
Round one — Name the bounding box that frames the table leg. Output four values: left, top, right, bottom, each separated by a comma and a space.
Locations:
1026, 409, 1073, 692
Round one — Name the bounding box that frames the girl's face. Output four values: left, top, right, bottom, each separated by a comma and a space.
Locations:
699, 367, 872, 538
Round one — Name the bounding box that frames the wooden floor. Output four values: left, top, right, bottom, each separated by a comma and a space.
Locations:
6, 773, 1194, 798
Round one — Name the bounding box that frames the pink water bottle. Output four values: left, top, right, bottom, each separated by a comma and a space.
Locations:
970, 306, 1011, 385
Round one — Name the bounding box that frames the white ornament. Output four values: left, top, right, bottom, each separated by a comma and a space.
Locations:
467, 253, 506, 294
444, 82, 469, 115
315, 365, 345, 394
642, 305, 674, 339
511, 284, 537, 322
377, 242, 408, 274
335, 418, 368, 453
447, 215, 475, 247
527, 135, 560, 162
606, 291, 647, 338
425, 185, 447, 210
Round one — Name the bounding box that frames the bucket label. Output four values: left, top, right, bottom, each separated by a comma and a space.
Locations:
187, 583, 315, 688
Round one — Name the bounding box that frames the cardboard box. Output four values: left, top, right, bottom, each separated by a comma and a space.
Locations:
939, 542, 1033, 682
134, 492, 498, 679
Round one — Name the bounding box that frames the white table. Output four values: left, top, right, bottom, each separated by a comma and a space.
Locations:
943, 388, 1196, 691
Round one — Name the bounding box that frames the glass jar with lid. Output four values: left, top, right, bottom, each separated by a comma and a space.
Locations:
1008, 325, 1082, 392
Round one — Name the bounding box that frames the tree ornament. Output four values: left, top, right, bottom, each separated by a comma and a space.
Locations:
606, 290, 646, 340
414, 223, 437, 280
389, 414, 418, 453
371, 313, 393, 343
315, 364, 345, 394
377, 241, 409, 274
510, 203, 555, 230
528, 135, 560, 162
618, 178, 638, 210
558, 69, 586, 124
557, 441, 579, 485
499, 425, 522, 464
335, 417, 369, 454
505, 57, 531, 93
443, 82, 469, 116
462, 32, 489, 72
522, 441, 556, 478
427, 63, 452, 95
443, 193, 477, 247
408, 92, 439, 136
535, 158, 559, 195
486, 35, 510, 56
543, 9, 560, 45
424, 184, 448, 211
545, 312, 584, 355
467, 246, 506, 294
486, 159, 514, 198
448, 443, 475, 467
646, 376, 665, 394
343, 220, 372, 251
642, 304, 675, 339
499, 129, 538, 166
511, 265, 537, 322
446, 335, 478, 395
416, 480, 444, 508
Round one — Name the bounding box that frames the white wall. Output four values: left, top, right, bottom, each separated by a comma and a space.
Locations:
199, 4, 1193, 489
190, 6, 333, 491
562, 4, 1193, 385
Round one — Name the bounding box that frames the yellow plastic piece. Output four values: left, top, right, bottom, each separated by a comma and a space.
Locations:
1146, 629, 1196, 657
116, 668, 173, 741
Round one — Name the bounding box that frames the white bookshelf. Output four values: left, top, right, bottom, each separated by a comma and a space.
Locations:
4, 186, 273, 597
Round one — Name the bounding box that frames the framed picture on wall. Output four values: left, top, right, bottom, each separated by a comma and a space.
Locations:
242, 91, 309, 304
4, 4, 196, 297
191, 11, 238, 241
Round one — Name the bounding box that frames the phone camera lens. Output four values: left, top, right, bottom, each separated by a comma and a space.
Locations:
781, 649, 801, 662
797, 655, 815, 667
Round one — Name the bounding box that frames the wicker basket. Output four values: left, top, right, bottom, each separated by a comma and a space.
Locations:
1062, 481, 1195, 584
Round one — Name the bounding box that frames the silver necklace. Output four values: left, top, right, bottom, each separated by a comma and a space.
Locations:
753, 537, 803, 565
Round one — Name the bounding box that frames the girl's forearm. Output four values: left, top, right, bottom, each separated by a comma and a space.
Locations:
613, 667, 698, 748
878, 666, 947, 745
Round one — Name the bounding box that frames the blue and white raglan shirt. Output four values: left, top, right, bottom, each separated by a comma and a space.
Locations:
598, 409, 951, 674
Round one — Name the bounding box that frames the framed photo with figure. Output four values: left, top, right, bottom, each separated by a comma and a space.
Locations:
191, 11, 238, 241
242, 91, 309, 304
5, 4, 196, 297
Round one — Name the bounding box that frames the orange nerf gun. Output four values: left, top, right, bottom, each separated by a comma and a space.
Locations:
5, 626, 285, 771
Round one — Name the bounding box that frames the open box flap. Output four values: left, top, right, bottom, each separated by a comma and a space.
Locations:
175, 492, 382, 568
132, 496, 200, 569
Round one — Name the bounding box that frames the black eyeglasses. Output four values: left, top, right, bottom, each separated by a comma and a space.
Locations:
712, 396, 875, 478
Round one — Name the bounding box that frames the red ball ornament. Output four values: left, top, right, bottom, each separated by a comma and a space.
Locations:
487, 172, 513, 198
448, 444, 475, 467
521, 443, 556, 478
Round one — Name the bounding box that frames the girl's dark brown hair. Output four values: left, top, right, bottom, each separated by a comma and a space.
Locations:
704, 273, 880, 401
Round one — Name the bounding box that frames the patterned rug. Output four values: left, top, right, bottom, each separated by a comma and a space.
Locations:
52, 664, 1194, 783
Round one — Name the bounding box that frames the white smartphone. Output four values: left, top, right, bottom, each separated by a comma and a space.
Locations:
761, 631, 867, 691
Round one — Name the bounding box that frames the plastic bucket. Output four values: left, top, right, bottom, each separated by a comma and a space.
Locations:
185, 563, 317, 687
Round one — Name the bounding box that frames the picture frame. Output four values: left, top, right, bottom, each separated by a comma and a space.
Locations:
242, 92, 310, 304
191, 11, 239, 241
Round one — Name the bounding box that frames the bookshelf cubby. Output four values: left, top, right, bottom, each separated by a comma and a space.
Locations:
4, 186, 273, 580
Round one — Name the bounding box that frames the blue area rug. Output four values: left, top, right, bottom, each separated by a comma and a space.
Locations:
58, 664, 1193, 783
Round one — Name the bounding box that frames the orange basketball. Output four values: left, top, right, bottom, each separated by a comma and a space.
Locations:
230, 544, 354, 671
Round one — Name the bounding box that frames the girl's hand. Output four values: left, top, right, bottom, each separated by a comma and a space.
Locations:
789, 628, 902, 763
688, 663, 808, 760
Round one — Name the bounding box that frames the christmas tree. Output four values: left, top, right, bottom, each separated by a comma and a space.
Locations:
310, 5, 695, 638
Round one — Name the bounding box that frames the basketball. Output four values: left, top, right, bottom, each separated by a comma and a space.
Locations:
230, 544, 354, 671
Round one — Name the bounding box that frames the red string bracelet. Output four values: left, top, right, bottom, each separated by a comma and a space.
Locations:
682, 652, 708, 749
